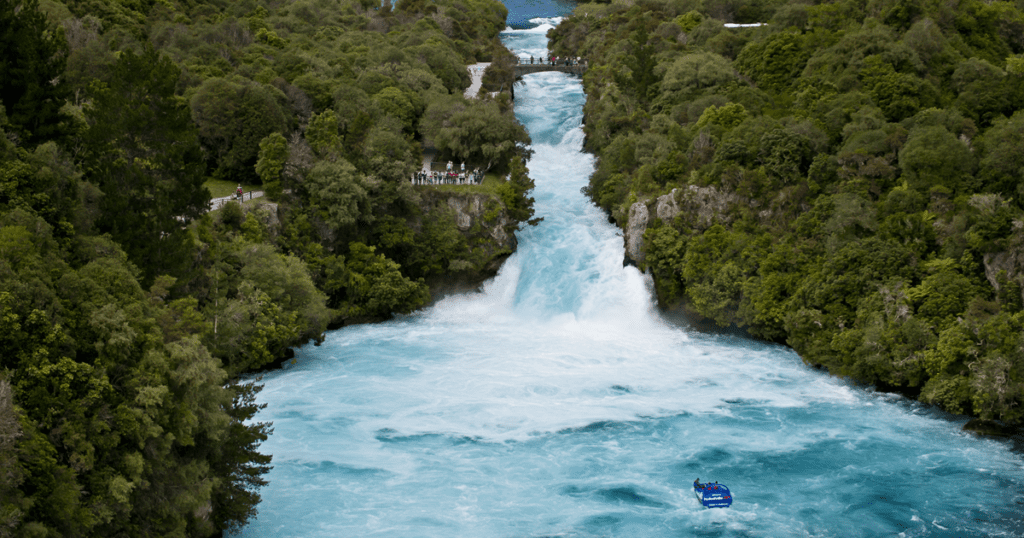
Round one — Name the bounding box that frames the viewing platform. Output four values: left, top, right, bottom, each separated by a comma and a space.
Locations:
513, 63, 587, 78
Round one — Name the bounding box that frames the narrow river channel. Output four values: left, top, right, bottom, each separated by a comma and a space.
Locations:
234, 17, 1024, 538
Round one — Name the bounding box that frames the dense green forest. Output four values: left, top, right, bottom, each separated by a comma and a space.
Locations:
0, 0, 535, 533
550, 0, 1024, 426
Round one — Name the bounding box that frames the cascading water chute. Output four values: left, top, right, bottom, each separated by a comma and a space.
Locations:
234, 20, 1024, 538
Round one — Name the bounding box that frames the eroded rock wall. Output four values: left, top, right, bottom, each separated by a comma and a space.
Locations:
417, 190, 519, 278
622, 185, 743, 267
624, 201, 649, 265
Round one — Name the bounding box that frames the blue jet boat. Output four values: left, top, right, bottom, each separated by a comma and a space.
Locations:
693, 481, 732, 508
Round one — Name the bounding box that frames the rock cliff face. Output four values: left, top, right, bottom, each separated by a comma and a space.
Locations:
622, 185, 743, 267
655, 189, 681, 222
624, 201, 648, 265
416, 189, 519, 280
241, 200, 281, 236
441, 193, 516, 251
665, 185, 742, 231
982, 220, 1024, 304
250, 191, 519, 298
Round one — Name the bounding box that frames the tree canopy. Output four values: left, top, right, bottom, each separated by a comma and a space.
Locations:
552, 0, 1024, 425
0, 0, 536, 533
0, 0, 69, 144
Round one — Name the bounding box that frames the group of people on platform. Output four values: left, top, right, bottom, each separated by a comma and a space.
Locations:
412, 161, 483, 186
523, 55, 586, 67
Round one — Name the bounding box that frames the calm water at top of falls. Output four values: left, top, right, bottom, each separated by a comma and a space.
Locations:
234, 20, 1024, 538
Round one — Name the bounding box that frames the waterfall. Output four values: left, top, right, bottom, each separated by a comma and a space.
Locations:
234, 22, 1024, 538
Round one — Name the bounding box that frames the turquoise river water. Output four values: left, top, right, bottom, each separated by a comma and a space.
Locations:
235, 18, 1024, 538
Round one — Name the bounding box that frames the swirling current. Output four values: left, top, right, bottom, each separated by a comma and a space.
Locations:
235, 17, 1024, 538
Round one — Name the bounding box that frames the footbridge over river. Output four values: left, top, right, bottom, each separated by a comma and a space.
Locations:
464, 63, 587, 99
513, 63, 587, 78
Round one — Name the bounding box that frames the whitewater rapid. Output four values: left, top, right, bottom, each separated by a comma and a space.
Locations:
235, 23, 1024, 538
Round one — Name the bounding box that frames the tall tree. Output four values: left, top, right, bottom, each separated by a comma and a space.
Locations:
420, 97, 530, 172
81, 46, 208, 282
0, 0, 70, 144
498, 155, 541, 229
190, 77, 289, 182
207, 381, 273, 534
256, 132, 288, 200
619, 25, 660, 104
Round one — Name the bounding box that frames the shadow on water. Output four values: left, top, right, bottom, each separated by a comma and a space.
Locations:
374, 428, 484, 446
558, 484, 667, 508
691, 447, 734, 466
656, 302, 778, 346
654, 289, 1024, 449
692, 526, 755, 538
582, 513, 623, 531
596, 486, 668, 507
557, 420, 627, 435
297, 460, 390, 478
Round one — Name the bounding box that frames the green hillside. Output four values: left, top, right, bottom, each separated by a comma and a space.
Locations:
0, 0, 533, 533
551, 0, 1024, 426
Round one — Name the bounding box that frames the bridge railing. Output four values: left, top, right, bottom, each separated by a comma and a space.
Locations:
512, 55, 588, 68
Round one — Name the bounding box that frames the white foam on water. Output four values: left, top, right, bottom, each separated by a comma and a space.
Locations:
233, 21, 1024, 538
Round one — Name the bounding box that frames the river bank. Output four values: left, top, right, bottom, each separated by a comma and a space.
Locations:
550, 1, 1024, 428
232, 18, 1024, 538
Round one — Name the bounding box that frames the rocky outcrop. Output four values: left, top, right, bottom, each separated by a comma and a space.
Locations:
670, 184, 742, 231
624, 202, 649, 265
655, 188, 681, 222
444, 194, 515, 250
963, 418, 1018, 437
417, 190, 518, 280
622, 185, 743, 267
981, 220, 1024, 303
243, 200, 281, 237
982, 251, 1019, 288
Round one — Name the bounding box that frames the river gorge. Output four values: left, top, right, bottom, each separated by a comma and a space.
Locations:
234, 15, 1024, 538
